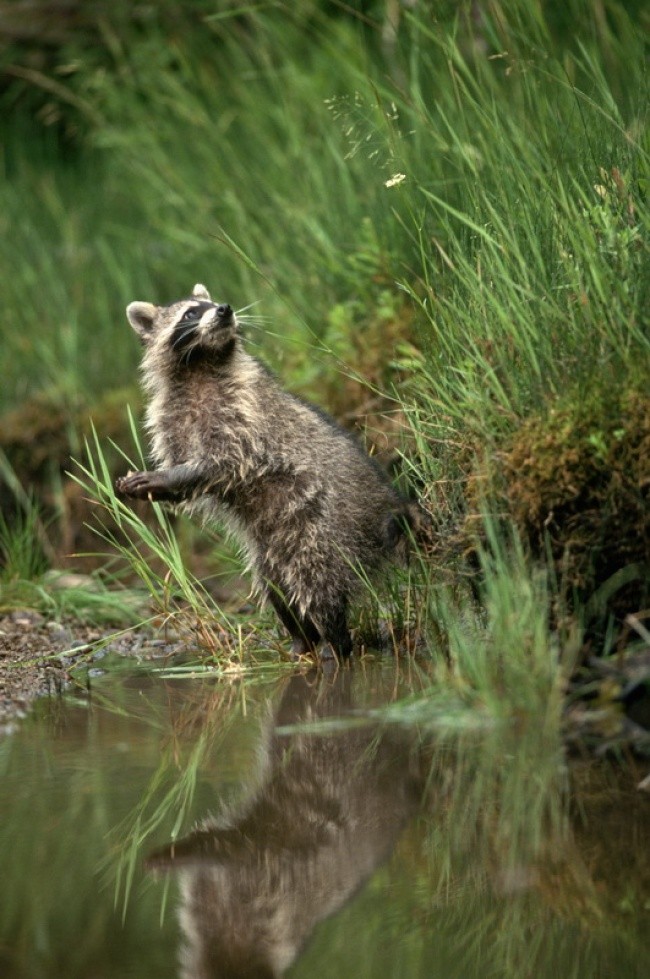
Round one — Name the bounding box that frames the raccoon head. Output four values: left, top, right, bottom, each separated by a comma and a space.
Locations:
126, 284, 239, 367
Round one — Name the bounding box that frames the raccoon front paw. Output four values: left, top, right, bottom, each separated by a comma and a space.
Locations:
115, 470, 157, 500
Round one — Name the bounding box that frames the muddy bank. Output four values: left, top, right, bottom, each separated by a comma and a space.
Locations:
0, 610, 188, 731
0, 611, 84, 731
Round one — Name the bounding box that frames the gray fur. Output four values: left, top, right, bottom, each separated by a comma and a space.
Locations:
116, 284, 415, 658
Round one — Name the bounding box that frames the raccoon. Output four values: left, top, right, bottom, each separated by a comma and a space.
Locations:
115, 284, 417, 659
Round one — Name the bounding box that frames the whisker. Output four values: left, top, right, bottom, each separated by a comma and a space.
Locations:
235, 301, 264, 315
172, 323, 201, 350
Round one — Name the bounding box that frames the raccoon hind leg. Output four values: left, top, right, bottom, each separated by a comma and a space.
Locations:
267, 589, 321, 658
317, 594, 353, 660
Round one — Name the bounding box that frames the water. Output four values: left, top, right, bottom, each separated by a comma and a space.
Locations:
0, 659, 648, 978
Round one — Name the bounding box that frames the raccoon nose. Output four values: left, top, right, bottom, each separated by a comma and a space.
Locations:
216, 304, 232, 319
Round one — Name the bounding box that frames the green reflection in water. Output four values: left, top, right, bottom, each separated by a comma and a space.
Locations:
0, 660, 648, 978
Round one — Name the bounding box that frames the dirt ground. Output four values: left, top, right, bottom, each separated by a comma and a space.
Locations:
0, 610, 90, 731
0, 609, 186, 732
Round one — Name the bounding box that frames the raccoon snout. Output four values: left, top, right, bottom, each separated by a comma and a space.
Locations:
216, 304, 233, 320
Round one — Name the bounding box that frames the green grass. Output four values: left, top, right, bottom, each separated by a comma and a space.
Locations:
0, 493, 144, 624
3, 1, 643, 413
2, 3, 646, 411
72, 420, 260, 656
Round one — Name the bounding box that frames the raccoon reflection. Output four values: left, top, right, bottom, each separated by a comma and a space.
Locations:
148, 672, 425, 978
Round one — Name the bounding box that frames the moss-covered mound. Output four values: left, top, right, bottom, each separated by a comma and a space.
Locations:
499, 388, 649, 617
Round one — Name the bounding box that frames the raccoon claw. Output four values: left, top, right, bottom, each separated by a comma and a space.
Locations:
289, 637, 312, 660
115, 471, 156, 499
319, 643, 338, 663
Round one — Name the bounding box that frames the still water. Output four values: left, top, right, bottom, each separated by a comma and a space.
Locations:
0, 658, 648, 978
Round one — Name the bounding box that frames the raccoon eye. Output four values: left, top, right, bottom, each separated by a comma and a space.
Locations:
181, 307, 199, 322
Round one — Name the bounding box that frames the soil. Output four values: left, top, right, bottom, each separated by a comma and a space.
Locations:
0, 608, 189, 732
0, 610, 87, 731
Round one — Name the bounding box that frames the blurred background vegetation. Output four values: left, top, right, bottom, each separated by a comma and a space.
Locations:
0, 0, 648, 657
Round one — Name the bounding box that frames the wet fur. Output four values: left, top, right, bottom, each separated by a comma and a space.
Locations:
116, 284, 416, 658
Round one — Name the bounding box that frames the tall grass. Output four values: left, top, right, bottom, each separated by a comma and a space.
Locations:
72, 420, 263, 658
2, 2, 646, 407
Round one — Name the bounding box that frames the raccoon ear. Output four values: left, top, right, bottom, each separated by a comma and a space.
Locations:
192, 283, 211, 301
126, 301, 157, 342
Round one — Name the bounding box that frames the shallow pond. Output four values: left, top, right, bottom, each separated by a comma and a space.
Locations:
0, 657, 648, 978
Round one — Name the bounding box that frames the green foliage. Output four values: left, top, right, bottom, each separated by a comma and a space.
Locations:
0, 491, 143, 623
376, 522, 579, 730
73, 421, 265, 659
0, 499, 48, 584
2, 0, 646, 416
